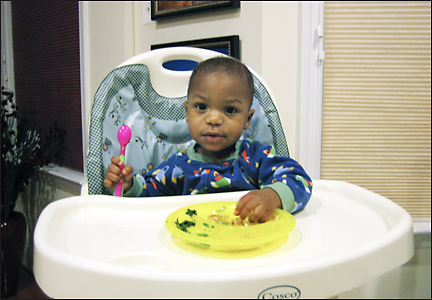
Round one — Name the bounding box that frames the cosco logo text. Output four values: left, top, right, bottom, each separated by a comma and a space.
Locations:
258, 285, 301, 299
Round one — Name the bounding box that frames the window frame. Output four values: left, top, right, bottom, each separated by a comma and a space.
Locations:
298, 1, 324, 180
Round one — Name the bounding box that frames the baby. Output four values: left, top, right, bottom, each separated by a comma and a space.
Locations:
104, 56, 312, 222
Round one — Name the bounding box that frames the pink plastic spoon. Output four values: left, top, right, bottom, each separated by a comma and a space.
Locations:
114, 125, 132, 197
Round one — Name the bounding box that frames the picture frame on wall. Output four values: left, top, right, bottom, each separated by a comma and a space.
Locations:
151, 35, 240, 59
151, 35, 240, 71
151, 1, 240, 20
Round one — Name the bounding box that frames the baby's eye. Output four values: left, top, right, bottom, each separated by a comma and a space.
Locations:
195, 103, 207, 111
225, 107, 238, 114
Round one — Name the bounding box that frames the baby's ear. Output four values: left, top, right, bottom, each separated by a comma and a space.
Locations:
244, 109, 255, 130
248, 108, 255, 120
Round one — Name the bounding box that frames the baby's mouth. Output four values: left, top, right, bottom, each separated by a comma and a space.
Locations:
203, 132, 224, 142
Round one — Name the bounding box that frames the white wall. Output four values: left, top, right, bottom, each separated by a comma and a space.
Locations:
261, 2, 299, 159
84, 1, 134, 99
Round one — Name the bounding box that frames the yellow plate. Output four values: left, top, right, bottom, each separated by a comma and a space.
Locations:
165, 201, 296, 252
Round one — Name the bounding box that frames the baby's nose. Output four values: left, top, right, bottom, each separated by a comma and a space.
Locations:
206, 110, 223, 126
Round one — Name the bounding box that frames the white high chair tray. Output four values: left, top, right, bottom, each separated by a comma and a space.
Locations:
33, 180, 413, 298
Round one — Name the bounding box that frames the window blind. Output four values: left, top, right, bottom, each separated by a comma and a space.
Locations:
322, 1, 431, 220
11, 1, 83, 172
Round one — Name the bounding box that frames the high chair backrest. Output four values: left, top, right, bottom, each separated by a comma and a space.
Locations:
87, 47, 289, 195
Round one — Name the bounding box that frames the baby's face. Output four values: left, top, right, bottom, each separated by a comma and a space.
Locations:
185, 71, 254, 162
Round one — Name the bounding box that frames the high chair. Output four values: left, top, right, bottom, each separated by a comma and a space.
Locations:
85, 46, 289, 196
34, 47, 414, 299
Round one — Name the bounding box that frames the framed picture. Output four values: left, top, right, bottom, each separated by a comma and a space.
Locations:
151, 1, 240, 20
151, 35, 240, 71
151, 35, 239, 58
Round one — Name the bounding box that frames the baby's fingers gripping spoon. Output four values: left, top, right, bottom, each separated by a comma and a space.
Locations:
114, 111, 140, 197
114, 125, 131, 197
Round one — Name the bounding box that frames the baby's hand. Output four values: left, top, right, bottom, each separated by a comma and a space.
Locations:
103, 156, 134, 192
234, 188, 282, 223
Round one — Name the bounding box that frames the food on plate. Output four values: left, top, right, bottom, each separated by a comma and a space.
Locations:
208, 212, 279, 226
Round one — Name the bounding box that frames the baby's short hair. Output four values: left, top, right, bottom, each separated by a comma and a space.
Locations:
187, 56, 254, 103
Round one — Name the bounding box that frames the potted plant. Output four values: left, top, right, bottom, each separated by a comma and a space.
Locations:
1, 86, 65, 298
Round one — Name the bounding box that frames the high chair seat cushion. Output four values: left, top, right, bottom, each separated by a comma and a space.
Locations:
87, 64, 289, 195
